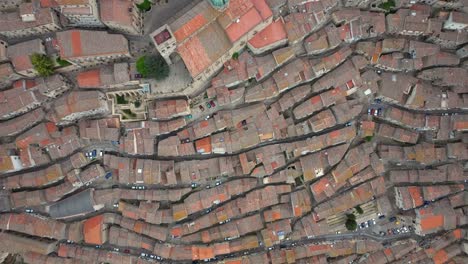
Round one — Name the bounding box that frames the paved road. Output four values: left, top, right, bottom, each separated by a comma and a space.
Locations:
143, 0, 202, 35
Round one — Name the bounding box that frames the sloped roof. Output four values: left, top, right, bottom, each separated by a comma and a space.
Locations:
83, 214, 105, 245
48, 188, 95, 219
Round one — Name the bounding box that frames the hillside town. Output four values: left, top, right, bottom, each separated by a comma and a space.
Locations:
0, 0, 467, 263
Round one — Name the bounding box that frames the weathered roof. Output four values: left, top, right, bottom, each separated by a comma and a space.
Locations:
57, 30, 129, 59
48, 188, 95, 219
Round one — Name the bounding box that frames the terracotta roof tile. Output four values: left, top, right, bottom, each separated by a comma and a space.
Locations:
77, 69, 101, 87
225, 8, 262, 42
248, 19, 286, 48
71, 31, 82, 57
83, 215, 105, 245
420, 215, 444, 231
174, 14, 208, 42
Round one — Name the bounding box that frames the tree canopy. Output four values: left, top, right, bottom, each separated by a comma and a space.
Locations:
346, 213, 356, 221
355, 206, 364, 215
136, 0, 152, 12
378, 0, 395, 12
345, 219, 358, 231
136, 55, 170, 80
30, 53, 55, 77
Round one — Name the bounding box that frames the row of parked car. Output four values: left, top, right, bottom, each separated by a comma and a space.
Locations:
198, 100, 216, 111
359, 219, 376, 229
383, 225, 413, 236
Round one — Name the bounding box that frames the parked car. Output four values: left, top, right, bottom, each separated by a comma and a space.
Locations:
199, 105, 205, 111
209, 100, 216, 107
206, 102, 211, 108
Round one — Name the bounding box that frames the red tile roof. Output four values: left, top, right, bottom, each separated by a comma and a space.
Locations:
251, 0, 272, 20
177, 35, 213, 77
452, 229, 462, 239
174, 14, 208, 42
432, 249, 448, 264
71, 30, 82, 57
408, 186, 423, 207
195, 137, 212, 154
248, 19, 286, 49
100, 0, 134, 27
11, 55, 32, 71
83, 215, 105, 245
77, 69, 101, 87
420, 215, 444, 231
225, 8, 262, 42
224, 0, 254, 20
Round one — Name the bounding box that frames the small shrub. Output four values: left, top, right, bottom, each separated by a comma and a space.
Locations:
136, 0, 152, 12
56, 57, 71, 67
355, 206, 364, 215
122, 109, 136, 118
116, 95, 128, 104
378, 0, 395, 12
30, 53, 54, 76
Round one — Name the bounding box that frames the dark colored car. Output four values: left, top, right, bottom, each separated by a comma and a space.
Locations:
199, 105, 205, 111
209, 100, 216, 107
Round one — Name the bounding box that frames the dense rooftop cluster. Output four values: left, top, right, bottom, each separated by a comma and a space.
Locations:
0, 0, 468, 263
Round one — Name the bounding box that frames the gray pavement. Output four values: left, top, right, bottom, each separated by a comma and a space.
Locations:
146, 59, 193, 95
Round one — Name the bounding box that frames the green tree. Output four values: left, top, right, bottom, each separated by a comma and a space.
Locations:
355, 206, 364, 215
56, 57, 71, 67
136, 0, 152, 12
345, 219, 358, 231
378, 0, 395, 12
30, 53, 54, 77
231, 52, 239, 60
346, 213, 356, 221
136, 55, 170, 80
